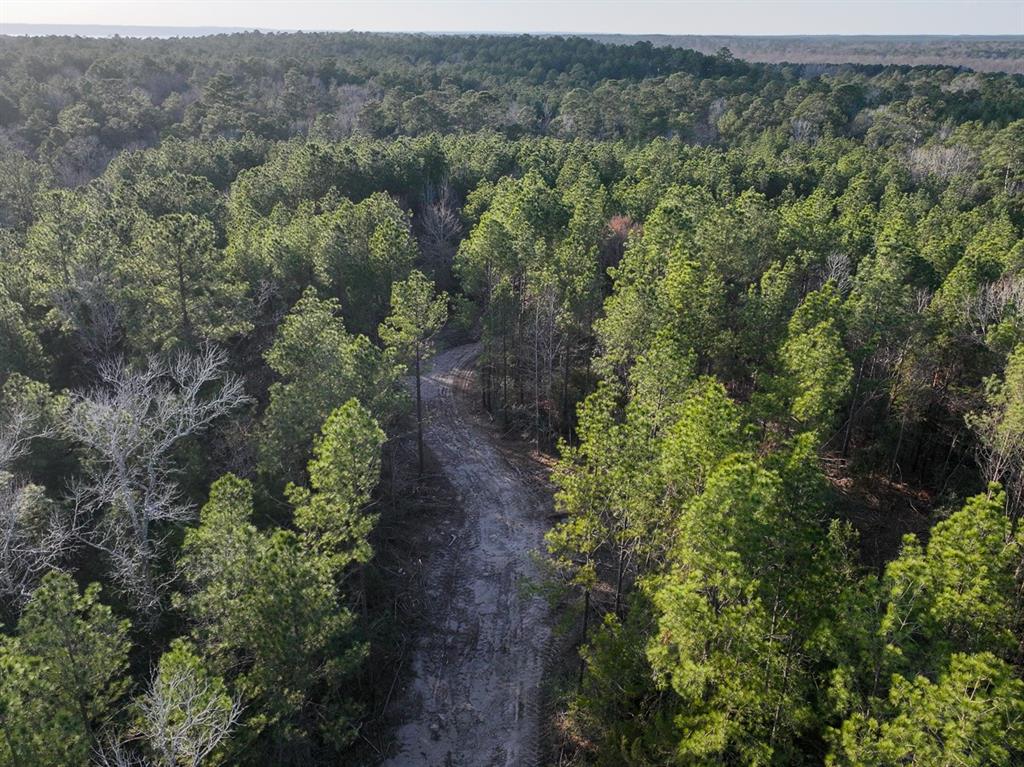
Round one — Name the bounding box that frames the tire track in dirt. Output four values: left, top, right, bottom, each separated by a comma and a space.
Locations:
381, 343, 552, 767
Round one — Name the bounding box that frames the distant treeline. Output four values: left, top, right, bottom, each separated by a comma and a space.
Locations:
586, 34, 1024, 74
3, 31, 1024, 187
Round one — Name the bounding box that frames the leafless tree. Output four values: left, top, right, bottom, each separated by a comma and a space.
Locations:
966, 359, 1024, 520
52, 135, 115, 188
66, 345, 250, 618
93, 666, 241, 767
915, 287, 933, 316
0, 478, 84, 611
139, 661, 243, 767
601, 214, 637, 273
960, 273, 1024, 344
94, 741, 149, 767
53, 268, 124, 362
329, 84, 372, 138
906, 143, 978, 182
968, 408, 1023, 512
417, 181, 463, 291
0, 401, 37, 469
824, 252, 852, 295
0, 404, 82, 609
790, 117, 819, 144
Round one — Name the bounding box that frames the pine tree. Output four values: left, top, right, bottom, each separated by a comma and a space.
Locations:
0, 572, 130, 766
379, 270, 448, 475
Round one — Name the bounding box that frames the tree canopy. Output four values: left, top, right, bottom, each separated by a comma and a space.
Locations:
2, 29, 1024, 766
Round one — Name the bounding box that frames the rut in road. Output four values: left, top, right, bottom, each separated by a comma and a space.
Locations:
382, 343, 552, 767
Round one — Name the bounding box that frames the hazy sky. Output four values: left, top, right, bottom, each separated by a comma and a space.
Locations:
2, 0, 1023, 36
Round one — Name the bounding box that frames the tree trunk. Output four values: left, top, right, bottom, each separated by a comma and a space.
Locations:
481, 357, 489, 412
415, 348, 424, 477
534, 300, 541, 450
361, 564, 369, 620
890, 413, 906, 480
502, 318, 509, 428
842, 357, 866, 457
175, 255, 194, 345
613, 547, 626, 616
561, 341, 571, 439
578, 588, 590, 688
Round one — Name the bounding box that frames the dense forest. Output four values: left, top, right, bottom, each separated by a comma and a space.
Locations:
587, 35, 1024, 75
1, 30, 1024, 766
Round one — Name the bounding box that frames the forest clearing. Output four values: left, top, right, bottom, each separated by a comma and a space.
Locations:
383, 344, 551, 766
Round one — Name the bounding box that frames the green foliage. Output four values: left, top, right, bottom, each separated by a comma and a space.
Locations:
645, 443, 845, 765
777, 284, 854, 433
0, 287, 47, 380
595, 185, 713, 377
658, 378, 744, 500
967, 344, 1024, 514
379, 269, 448, 471
229, 188, 416, 334
287, 400, 386, 575
571, 605, 672, 766
3, 32, 1024, 163
123, 213, 251, 350
379, 270, 449, 364
826, 488, 1024, 765
831, 653, 1024, 767
866, 489, 1020, 680
4, 31, 1024, 767
261, 288, 399, 484
178, 475, 365, 759
22, 188, 131, 341
0, 572, 131, 766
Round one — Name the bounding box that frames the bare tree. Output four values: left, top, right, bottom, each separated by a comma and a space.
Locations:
906, 143, 978, 182
94, 741, 149, 767
139, 659, 243, 767
53, 268, 124, 362
328, 84, 372, 138
0, 478, 83, 611
417, 181, 463, 291
966, 346, 1024, 520
94, 648, 242, 767
961, 274, 1024, 344
824, 252, 853, 295
0, 404, 82, 609
66, 346, 250, 618
0, 396, 42, 468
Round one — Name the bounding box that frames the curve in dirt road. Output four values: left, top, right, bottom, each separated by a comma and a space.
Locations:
382, 343, 552, 767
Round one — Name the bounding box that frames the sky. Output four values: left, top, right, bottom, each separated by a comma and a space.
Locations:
1, 0, 1023, 36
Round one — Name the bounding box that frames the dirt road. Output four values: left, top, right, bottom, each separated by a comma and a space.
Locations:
382, 343, 552, 767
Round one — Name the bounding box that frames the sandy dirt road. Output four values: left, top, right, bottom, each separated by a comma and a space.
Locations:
382, 343, 552, 767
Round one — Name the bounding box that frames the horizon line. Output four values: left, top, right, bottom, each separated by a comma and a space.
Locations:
3, 23, 1024, 39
